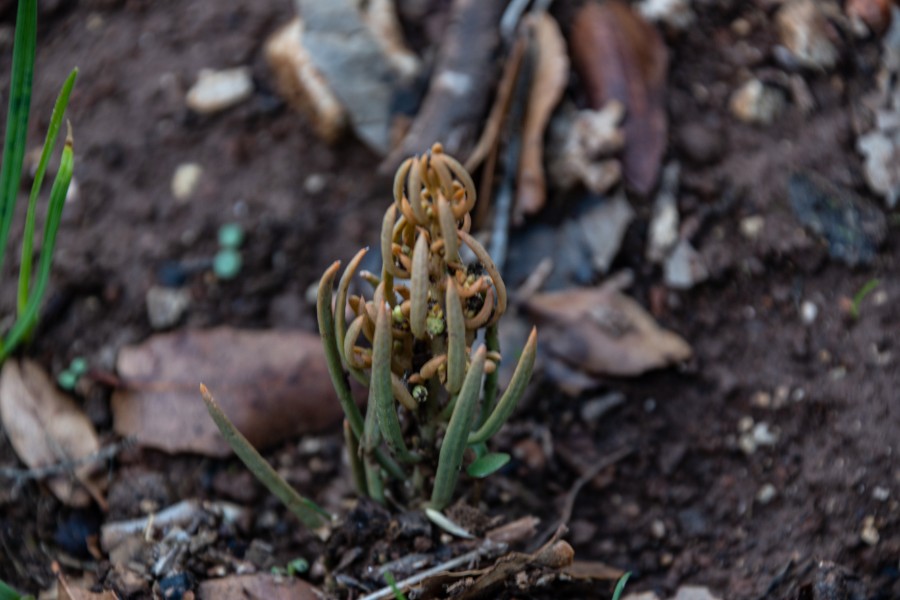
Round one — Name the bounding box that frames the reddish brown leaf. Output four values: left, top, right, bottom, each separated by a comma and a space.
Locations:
0, 359, 105, 507
112, 327, 345, 457
570, 0, 668, 194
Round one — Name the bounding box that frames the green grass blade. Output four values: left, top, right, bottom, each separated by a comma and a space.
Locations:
430, 346, 486, 510
468, 327, 536, 445
611, 572, 631, 600
383, 571, 409, 600
0, 0, 37, 273
18, 68, 78, 315
200, 384, 331, 528
1, 126, 73, 360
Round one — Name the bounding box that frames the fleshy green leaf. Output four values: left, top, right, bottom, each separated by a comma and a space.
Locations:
466, 452, 510, 478
444, 277, 465, 395
200, 384, 331, 528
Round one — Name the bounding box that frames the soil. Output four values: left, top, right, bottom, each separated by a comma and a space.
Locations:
0, 1, 898, 599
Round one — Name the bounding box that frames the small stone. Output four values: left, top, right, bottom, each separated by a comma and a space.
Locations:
739, 215, 765, 239
623, 593, 661, 600
146, 286, 191, 330
738, 416, 755, 433
303, 173, 327, 195
776, 0, 840, 70
801, 300, 818, 325
186, 67, 253, 114
650, 519, 666, 539
638, 0, 695, 30
664, 239, 709, 290
872, 486, 890, 501
739, 434, 757, 455
731, 18, 752, 37
730, 79, 786, 125
753, 422, 778, 446
751, 391, 772, 408
673, 585, 722, 600
860, 515, 880, 545
580, 391, 626, 423
677, 122, 723, 166
647, 163, 680, 263
171, 163, 202, 201
756, 483, 777, 504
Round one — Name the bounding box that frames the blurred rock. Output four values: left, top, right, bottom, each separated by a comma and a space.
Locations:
266, 18, 347, 143
730, 79, 786, 124
145, 286, 191, 330
186, 67, 253, 114
676, 121, 724, 166
776, 0, 840, 70
171, 163, 202, 202
664, 239, 708, 290
788, 171, 886, 266
638, 0, 695, 30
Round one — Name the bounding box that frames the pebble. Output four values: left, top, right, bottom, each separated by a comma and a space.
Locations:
739, 215, 765, 240
638, 0, 695, 30
580, 391, 626, 423
186, 67, 254, 114
647, 163, 680, 263
622, 593, 661, 600
872, 486, 890, 501
650, 519, 667, 539
673, 586, 722, 600
303, 173, 327, 194
756, 483, 778, 504
860, 515, 880, 545
753, 422, 778, 446
171, 163, 202, 202
801, 300, 818, 325
664, 239, 709, 289
776, 0, 839, 70
145, 286, 191, 330
730, 79, 786, 125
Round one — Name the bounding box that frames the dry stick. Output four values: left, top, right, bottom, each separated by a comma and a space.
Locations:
488, 28, 536, 274
0, 438, 132, 490
358, 538, 509, 600
381, 0, 507, 172
528, 446, 635, 552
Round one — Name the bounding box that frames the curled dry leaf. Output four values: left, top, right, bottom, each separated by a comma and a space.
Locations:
524, 278, 691, 376
0, 359, 104, 507
112, 327, 345, 457
570, 0, 668, 195
516, 13, 569, 218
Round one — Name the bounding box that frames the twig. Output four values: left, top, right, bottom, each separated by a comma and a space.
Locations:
529, 446, 635, 552
489, 28, 537, 274
358, 539, 508, 600
0, 438, 132, 488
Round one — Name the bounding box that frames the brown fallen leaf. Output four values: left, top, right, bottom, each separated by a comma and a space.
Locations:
198, 573, 322, 600
524, 277, 691, 376
516, 13, 569, 218
112, 327, 345, 457
0, 360, 105, 508
570, 0, 668, 195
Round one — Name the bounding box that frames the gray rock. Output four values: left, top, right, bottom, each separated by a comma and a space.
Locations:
146, 287, 191, 330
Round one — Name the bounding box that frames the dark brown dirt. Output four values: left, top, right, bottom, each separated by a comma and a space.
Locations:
0, 1, 898, 599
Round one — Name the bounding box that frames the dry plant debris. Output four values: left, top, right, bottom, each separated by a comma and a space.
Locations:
570, 0, 668, 195
0, 359, 105, 508
525, 275, 691, 377
112, 327, 344, 457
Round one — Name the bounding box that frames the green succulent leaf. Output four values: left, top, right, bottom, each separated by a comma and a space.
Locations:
200, 384, 331, 528
466, 452, 510, 478
468, 327, 537, 445
430, 346, 486, 510
444, 277, 465, 395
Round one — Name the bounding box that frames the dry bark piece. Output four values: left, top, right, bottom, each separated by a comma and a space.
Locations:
112, 327, 345, 457
383, 0, 507, 171
266, 17, 347, 143
0, 359, 104, 508
524, 277, 691, 376
570, 0, 668, 195
516, 13, 569, 218
198, 573, 322, 600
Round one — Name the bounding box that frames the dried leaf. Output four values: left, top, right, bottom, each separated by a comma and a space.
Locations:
516, 13, 569, 217
563, 560, 624, 581
198, 573, 321, 600
570, 0, 668, 194
0, 359, 103, 507
524, 279, 691, 376
57, 572, 118, 600
112, 327, 345, 457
